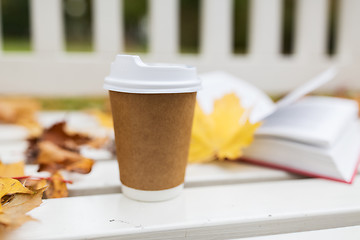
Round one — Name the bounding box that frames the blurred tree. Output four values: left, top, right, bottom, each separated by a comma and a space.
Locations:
0, 0, 340, 55
124, 0, 148, 53
180, 0, 200, 53
327, 0, 339, 56
1, 0, 31, 51
233, 0, 249, 54
281, 0, 296, 55
63, 0, 93, 52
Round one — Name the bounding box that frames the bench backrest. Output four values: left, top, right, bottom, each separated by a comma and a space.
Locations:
0, 0, 359, 96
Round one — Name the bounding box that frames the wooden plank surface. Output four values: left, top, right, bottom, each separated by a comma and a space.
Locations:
201, 0, 232, 59
0, 110, 301, 197
93, 0, 122, 55
0, 111, 111, 142
23, 160, 301, 197
240, 225, 360, 240
250, 0, 281, 59
295, 0, 328, 59
149, 0, 178, 59
1, 111, 358, 197
1, 111, 360, 239
31, 0, 63, 54
9, 177, 360, 240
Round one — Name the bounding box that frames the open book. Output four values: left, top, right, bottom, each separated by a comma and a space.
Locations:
197, 69, 360, 183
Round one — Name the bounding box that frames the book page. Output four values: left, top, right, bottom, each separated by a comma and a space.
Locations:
243, 119, 360, 182
275, 67, 337, 109
197, 71, 276, 123
257, 96, 359, 147
198, 68, 336, 123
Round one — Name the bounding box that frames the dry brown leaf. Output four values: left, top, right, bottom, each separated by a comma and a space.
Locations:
43, 172, 68, 198
0, 162, 68, 199
0, 161, 25, 178
25, 137, 40, 164
41, 121, 91, 148
23, 179, 48, 192
86, 137, 110, 149
37, 141, 94, 174
0, 98, 38, 123
26, 121, 113, 167
87, 137, 116, 157
0, 98, 42, 137
20, 172, 69, 199
0, 181, 45, 236
26, 121, 91, 164
0, 101, 17, 123
0, 178, 33, 213
63, 158, 94, 174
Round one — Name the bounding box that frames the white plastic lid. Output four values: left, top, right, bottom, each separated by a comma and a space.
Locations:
104, 55, 201, 94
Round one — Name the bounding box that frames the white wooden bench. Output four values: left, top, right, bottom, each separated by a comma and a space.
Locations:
241, 226, 360, 240
0, 0, 360, 95
0, 111, 359, 239
1, 0, 360, 238
8, 175, 360, 239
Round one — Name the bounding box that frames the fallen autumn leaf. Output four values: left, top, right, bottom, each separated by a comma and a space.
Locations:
188, 93, 261, 163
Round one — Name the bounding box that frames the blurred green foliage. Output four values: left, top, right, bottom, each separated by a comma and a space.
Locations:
63, 0, 93, 52
2, 38, 31, 52
180, 0, 200, 54
1, 0, 31, 51
0, 0, 339, 55
124, 0, 148, 53
233, 0, 249, 54
38, 97, 107, 110
124, 0, 147, 23
281, 0, 296, 55
327, 0, 338, 55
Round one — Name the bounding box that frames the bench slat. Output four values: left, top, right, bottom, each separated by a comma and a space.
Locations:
240, 225, 360, 240
23, 160, 302, 197
10, 177, 360, 240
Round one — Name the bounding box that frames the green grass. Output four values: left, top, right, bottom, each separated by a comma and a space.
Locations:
2, 38, 31, 52
180, 46, 199, 54
2, 36, 149, 53
65, 41, 93, 52
37, 97, 108, 111
124, 43, 148, 53
2, 37, 94, 53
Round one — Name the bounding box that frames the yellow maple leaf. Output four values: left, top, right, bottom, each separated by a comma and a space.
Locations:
0, 178, 33, 213
0, 161, 25, 178
188, 93, 261, 163
0, 184, 45, 235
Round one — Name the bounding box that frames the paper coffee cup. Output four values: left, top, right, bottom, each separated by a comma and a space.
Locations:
104, 55, 201, 201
